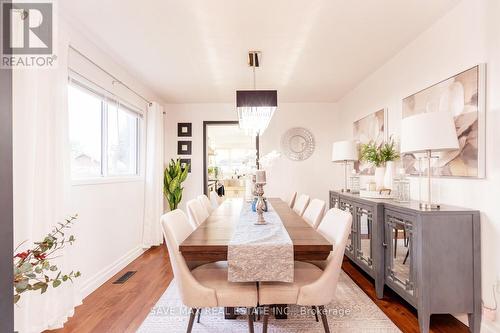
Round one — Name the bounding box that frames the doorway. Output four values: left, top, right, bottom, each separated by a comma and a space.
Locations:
203, 121, 259, 198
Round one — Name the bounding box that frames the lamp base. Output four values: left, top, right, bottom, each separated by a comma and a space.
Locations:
419, 202, 441, 210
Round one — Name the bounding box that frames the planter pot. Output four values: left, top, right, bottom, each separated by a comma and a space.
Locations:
374, 167, 386, 190
384, 161, 395, 190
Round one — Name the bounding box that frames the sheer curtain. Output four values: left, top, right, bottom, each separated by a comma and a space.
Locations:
13, 32, 82, 332
142, 102, 165, 247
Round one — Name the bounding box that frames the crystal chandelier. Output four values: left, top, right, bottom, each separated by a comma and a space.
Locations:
236, 51, 277, 135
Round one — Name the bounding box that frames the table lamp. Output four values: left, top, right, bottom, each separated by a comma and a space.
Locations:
332, 140, 358, 192
400, 111, 459, 209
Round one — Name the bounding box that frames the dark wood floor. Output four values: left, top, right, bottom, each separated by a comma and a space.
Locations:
46, 245, 468, 333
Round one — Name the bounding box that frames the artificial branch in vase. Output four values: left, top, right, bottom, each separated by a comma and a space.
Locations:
13, 215, 81, 304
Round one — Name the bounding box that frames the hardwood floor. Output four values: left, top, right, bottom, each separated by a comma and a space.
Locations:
47, 246, 468, 333
47, 246, 173, 333
341, 258, 469, 333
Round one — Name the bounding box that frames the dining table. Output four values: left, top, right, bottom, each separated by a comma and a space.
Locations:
179, 197, 333, 320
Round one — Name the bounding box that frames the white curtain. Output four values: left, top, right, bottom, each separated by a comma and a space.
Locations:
13, 32, 82, 332
142, 102, 165, 247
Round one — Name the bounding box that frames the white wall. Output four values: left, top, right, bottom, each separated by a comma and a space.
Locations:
60, 16, 164, 298
164, 103, 342, 210
336, 0, 500, 330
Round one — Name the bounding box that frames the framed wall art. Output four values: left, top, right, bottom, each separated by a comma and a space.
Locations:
353, 108, 386, 175
177, 141, 192, 155
177, 123, 192, 137
402, 64, 486, 178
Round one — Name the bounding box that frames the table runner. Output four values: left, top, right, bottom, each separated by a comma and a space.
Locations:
227, 201, 294, 282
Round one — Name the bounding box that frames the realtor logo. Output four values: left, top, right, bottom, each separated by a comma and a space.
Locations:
1, 0, 56, 67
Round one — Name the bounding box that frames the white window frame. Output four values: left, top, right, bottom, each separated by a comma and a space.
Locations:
68, 73, 144, 186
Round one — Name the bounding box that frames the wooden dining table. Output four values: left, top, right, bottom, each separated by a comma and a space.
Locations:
179, 197, 333, 319
180, 197, 333, 262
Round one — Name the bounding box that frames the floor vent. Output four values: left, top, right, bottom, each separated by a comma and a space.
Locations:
113, 271, 137, 284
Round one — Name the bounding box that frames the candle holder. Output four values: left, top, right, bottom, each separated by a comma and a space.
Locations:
255, 182, 267, 225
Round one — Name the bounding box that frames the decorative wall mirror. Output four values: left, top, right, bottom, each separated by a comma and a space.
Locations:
281, 127, 315, 161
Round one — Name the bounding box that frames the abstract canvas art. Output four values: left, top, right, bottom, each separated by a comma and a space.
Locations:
353, 109, 386, 175
402, 65, 485, 178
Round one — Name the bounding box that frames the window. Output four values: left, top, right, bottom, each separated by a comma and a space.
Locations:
68, 78, 141, 180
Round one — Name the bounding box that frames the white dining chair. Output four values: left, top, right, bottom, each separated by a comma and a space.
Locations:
302, 199, 326, 229
259, 208, 352, 333
288, 191, 297, 208
197, 194, 213, 214
293, 194, 310, 216
161, 210, 257, 333
186, 199, 209, 227
210, 191, 223, 209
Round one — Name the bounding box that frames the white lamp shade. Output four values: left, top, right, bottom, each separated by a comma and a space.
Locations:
331, 140, 358, 162
400, 112, 459, 153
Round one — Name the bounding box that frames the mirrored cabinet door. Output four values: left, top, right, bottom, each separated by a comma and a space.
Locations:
385, 214, 416, 298
356, 206, 373, 269
339, 200, 356, 256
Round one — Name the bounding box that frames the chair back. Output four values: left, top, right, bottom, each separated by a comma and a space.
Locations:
293, 194, 310, 216
210, 191, 223, 208
288, 191, 297, 208
186, 198, 209, 227
197, 194, 213, 214
302, 199, 326, 229
297, 208, 352, 306
160, 210, 216, 307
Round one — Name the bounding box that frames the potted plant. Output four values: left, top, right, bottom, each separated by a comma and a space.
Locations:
359, 138, 399, 190
164, 159, 190, 210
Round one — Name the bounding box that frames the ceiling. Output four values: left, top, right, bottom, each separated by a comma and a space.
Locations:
61, 0, 460, 103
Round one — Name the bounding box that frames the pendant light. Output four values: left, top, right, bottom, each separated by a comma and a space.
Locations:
236, 51, 277, 135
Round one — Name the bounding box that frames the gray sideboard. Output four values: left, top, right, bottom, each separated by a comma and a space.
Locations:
329, 190, 481, 333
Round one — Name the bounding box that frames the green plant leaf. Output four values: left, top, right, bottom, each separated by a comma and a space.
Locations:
33, 282, 46, 290
19, 262, 32, 274
52, 279, 61, 288
169, 176, 180, 193
14, 294, 20, 304
41, 284, 48, 294
14, 279, 29, 291
164, 168, 172, 185
179, 164, 189, 182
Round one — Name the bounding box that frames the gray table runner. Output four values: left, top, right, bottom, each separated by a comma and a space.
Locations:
227, 201, 294, 282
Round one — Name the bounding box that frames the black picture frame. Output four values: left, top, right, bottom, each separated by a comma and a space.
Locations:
177, 123, 192, 137
177, 141, 192, 155
179, 158, 191, 173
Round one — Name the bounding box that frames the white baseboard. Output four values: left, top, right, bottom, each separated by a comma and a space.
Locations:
79, 246, 145, 299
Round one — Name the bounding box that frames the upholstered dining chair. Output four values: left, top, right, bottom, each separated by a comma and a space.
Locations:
288, 191, 297, 208
197, 194, 213, 214
161, 210, 258, 333
259, 208, 352, 333
210, 191, 223, 209
302, 199, 326, 229
186, 199, 209, 228
293, 194, 310, 216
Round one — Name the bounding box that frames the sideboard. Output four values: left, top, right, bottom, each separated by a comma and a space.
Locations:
329, 190, 481, 333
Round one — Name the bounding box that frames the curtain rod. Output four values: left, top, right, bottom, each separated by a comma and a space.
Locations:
69, 45, 152, 107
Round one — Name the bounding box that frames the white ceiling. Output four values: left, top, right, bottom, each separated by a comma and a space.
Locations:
62, 0, 460, 103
